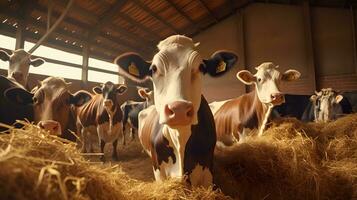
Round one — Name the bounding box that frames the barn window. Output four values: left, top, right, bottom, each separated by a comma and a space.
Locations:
0, 34, 16, 70
88, 57, 124, 84
24, 41, 82, 80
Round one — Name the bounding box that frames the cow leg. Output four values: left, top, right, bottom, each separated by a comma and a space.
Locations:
100, 139, 106, 162
112, 139, 119, 160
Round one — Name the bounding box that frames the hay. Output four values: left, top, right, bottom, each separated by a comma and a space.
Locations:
2, 114, 357, 200
214, 114, 357, 200
0, 122, 229, 200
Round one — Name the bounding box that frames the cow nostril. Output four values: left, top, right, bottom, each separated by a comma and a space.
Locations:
187, 107, 194, 117
165, 104, 174, 117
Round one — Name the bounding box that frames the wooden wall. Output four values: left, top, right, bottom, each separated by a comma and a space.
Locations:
194, 3, 357, 102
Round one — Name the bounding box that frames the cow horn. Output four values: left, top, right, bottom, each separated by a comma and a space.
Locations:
275, 65, 279, 69
65, 82, 72, 87
194, 42, 200, 47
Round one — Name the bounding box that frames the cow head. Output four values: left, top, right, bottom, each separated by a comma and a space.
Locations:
5, 77, 91, 136
115, 35, 238, 127
93, 81, 127, 113
0, 49, 44, 87
138, 87, 154, 106
237, 62, 300, 106
310, 88, 343, 122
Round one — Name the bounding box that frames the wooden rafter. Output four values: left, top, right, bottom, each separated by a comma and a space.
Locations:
87, 0, 129, 41
132, 0, 180, 33
31, 0, 154, 53
197, 0, 218, 23
165, 0, 200, 31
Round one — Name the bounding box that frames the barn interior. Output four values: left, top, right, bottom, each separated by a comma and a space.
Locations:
1, 0, 357, 199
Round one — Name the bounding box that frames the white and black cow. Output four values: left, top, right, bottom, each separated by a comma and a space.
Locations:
76, 82, 127, 161
272, 89, 353, 122
121, 87, 154, 143
115, 35, 238, 187
0, 49, 44, 88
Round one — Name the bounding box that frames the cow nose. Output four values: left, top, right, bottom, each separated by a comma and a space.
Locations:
164, 101, 194, 126
271, 93, 284, 104
104, 100, 113, 108
38, 120, 61, 136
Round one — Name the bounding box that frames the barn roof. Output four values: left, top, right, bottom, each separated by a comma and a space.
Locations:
0, 0, 355, 62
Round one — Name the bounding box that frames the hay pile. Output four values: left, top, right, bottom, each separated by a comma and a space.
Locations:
214, 114, 357, 200
0, 123, 229, 200
1, 114, 357, 200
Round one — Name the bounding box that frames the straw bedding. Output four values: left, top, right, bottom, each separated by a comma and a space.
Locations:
1, 114, 357, 200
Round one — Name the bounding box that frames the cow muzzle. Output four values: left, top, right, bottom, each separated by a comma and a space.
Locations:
164, 101, 194, 126
270, 93, 285, 105
103, 100, 113, 109
11, 71, 25, 83
38, 120, 62, 136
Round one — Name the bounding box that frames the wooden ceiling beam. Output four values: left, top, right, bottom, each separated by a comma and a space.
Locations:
132, 0, 180, 33
165, 0, 200, 31
32, 1, 154, 50
87, 0, 129, 40
197, 0, 219, 23
51, 0, 98, 23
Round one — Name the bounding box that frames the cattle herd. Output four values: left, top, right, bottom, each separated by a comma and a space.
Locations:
1, 35, 357, 188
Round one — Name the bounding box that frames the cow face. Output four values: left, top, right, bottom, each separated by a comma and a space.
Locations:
310, 88, 343, 122
115, 35, 237, 127
138, 88, 154, 106
93, 81, 127, 112
237, 62, 300, 105
0, 49, 44, 87
5, 77, 91, 136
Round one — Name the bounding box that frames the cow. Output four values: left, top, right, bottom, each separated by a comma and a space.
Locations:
75, 82, 127, 161
212, 62, 301, 145
121, 87, 154, 143
272, 89, 352, 122
309, 88, 348, 122
0, 49, 45, 88
0, 75, 33, 132
3, 76, 92, 140
115, 35, 238, 187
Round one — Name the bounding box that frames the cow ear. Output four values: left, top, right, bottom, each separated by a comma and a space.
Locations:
4, 87, 34, 105
335, 95, 343, 104
310, 95, 318, 102
70, 91, 92, 106
200, 51, 238, 77
116, 85, 127, 94
30, 58, 45, 67
0, 50, 10, 61
138, 88, 150, 99
282, 70, 301, 81
115, 52, 151, 82
93, 86, 102, 94
237, 70, 256, 85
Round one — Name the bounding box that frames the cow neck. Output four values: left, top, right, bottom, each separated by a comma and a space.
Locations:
162, 105, 196, 177
252, 89, 273, 136
104, 102, 118, 136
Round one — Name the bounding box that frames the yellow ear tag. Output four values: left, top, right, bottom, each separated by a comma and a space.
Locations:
216, 61, 226, 73
128, 62, 140, 76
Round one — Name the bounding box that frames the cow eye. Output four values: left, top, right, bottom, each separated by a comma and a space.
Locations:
150, 65, 157, 74
258, 78, 262, 82
33, 97, 38, 104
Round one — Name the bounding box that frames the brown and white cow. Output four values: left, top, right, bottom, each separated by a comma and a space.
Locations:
310, 88, 344, 122
76, 82, 127, 161
0, 49, 45, 88
211, 62, 300, 145
115, 35, 238, 187
4, 77, 92, 140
